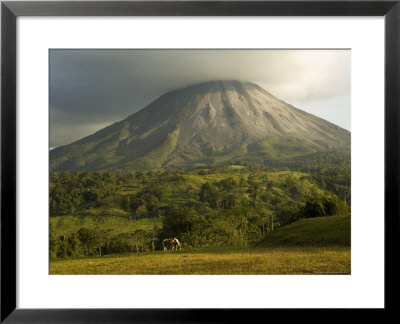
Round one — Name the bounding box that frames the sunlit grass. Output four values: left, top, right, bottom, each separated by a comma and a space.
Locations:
50, 246, 350, 275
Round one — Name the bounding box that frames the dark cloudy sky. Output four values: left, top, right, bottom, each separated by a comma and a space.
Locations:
50, 49, 350, 148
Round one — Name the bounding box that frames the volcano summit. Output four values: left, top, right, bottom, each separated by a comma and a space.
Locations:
50, 80, 350, 172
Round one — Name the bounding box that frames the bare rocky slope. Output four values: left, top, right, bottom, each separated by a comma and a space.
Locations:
50, 80, 350, 171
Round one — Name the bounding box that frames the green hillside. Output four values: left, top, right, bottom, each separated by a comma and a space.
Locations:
257, 215, 350, 247
51, 133, 350, 172
49, 165, 350, 260
50, 215, 160, 238
126, 130, 179, 170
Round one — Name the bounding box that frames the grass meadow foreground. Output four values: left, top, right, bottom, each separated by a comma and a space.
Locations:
50, 215, 351, 275
50, 246, 350, 275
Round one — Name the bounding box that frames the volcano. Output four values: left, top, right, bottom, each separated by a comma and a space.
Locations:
50, 80, 350, 172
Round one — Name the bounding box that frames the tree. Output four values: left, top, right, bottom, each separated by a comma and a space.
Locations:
83, 189, 100, 203
49, 171, 58, 184
218, 177, 237, 193
151, 223, 160, 252
147, 185, 165, 201
143, 193, 160, 212
229, 206, 258, 244
304, 197, 326, 218
255, 209, 274, 236
336, 185, 351, 205
49, 222, 58, 259
247, 184, 261, 209
186, 184, 198, 200
221, 193, 237, 209
121, 196, 131, 212
130, 229, 152, 252
135, 204, 148, 219
275, 205, 302, 226
77, 227, 109, 256
162, 207, 204, 236
199, 182, 221, 209
302, 196, 350, 218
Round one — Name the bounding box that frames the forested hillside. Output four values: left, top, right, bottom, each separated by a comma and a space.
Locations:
50, 163, 350, 259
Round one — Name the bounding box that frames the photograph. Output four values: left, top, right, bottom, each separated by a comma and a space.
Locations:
49, 49, 351, 275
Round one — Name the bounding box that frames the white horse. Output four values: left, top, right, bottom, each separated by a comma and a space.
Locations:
163, 238, 181, 251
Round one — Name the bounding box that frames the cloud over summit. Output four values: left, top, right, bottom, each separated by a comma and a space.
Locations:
50, 49, 350, 148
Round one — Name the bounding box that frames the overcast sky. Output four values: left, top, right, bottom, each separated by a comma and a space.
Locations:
50, 49, 350, 148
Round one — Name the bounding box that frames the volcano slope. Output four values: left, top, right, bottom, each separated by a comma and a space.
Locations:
50, 80, 350, 172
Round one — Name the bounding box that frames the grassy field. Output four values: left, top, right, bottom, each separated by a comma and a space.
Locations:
258, 215, 351, 247
50, 246, 350, 275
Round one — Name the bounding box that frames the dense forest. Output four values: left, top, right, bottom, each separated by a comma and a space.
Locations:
49, 162, 350, 260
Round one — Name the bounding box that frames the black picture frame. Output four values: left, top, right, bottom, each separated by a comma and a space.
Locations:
1, 0, 399, 322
